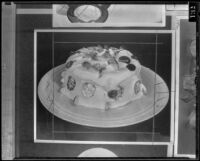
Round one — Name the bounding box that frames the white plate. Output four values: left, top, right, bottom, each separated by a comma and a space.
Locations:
78, 148, 117, 157
38, 64, 169, 127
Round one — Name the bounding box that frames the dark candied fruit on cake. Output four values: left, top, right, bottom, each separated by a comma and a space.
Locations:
126, 64, 136, 71
107, 86, 124, 99
65, 61, 74, 69
82, 61, 91, 69
118, 56, 131, 64
107, 90, 118, 99
67, 76, 76, 91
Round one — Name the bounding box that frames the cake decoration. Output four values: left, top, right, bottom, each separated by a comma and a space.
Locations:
67, 76, 76, 91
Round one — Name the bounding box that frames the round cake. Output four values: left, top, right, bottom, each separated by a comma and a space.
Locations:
60, 46, 147, 110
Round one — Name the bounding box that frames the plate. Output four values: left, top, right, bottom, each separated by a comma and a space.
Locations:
78, 147, 117, 157
38, 64, 169, 127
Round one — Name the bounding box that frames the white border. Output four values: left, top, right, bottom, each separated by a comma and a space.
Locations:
34, 31, 37, 142
34, 29, 175, 147
173, 16, 196, 159
35, 139, 171, 145
34, 29, 174, 33
2, 2, 16, 160
167, 29, 176, 157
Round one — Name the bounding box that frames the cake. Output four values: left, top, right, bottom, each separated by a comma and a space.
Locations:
60, 46, 147, 110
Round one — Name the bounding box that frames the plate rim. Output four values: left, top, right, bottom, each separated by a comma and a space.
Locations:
37, 64, 169, 128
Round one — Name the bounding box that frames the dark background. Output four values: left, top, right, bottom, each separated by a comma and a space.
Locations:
15, 4, 172, 158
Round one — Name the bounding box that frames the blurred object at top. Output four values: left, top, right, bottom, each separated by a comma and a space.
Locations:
56, 4, 110, 23
53, 4, 165, 27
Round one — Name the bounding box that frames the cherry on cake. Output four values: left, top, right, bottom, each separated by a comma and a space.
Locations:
60, 46, 147, 110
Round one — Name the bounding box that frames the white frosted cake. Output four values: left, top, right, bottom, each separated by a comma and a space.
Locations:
60, 46, 147, 110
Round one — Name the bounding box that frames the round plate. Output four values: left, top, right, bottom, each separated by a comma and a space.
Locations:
38, 64, 169, 128
78, 147, 117, 157
67, 4, 110, 23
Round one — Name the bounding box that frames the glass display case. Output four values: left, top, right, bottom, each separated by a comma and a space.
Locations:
35, 29, 173, 143
2, 2, 199, 159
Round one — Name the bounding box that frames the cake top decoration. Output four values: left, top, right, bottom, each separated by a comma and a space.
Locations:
66, 45, 140, 76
